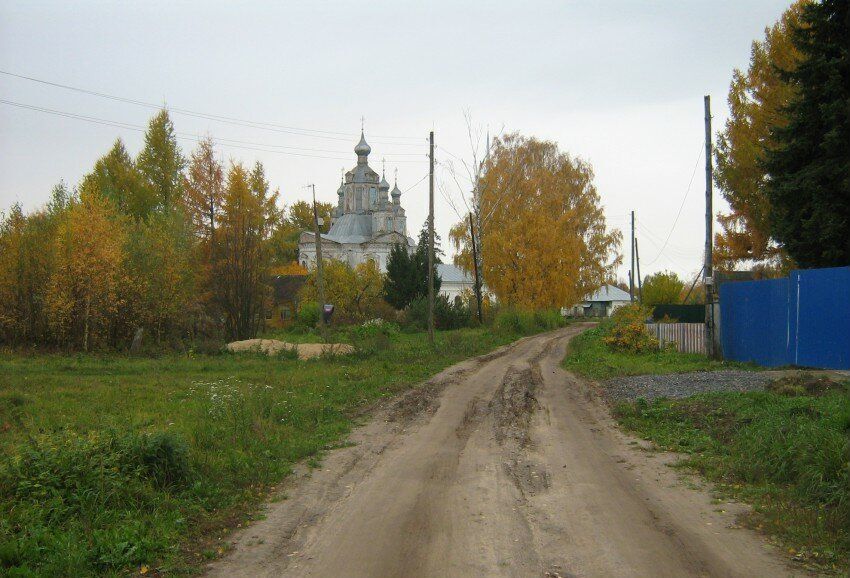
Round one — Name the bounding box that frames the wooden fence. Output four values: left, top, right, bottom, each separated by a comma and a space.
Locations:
646, 323, 706, 355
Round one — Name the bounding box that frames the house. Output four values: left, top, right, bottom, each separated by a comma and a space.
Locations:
565, 284, 631, 317
267, 274, 308, 327
437, 263, 476, 305
298, 131, 415, 272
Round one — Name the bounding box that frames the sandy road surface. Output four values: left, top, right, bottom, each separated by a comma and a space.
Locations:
206, 326, 801, 578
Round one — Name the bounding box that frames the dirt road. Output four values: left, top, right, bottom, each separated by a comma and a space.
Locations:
206, 326, 800, 578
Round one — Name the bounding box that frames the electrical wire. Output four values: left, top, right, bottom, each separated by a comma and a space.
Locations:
642, 142, 705, 266
0, 99, 427, 163
0, 69, 424, 144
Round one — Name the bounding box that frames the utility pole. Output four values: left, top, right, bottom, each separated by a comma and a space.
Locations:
635, 237, 643, 303
630, 210, 635, 302
310, 184, 327, 337
704, 95, 717, 358
469, 213, 483, 324
428, 131, 435, 347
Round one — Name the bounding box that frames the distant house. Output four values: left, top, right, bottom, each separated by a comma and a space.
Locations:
437, 264, 477, 305
565, 284, 631, 317
267, 274, 307, 327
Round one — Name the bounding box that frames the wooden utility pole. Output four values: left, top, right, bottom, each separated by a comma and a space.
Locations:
469, 213, 483, 324
704, 95, 717, 358
310, 184, 327, 336
635, 237, 643, 303
427, 131, 435, 346
630, 210, 635, 302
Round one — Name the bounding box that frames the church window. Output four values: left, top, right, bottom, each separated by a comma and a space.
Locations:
386, 217, 392, 231
370, 187, 377, 205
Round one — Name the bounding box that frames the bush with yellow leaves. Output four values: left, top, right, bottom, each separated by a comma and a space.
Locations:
601, 304, 659, 354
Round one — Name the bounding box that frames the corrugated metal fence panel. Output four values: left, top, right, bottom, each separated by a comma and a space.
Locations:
645, 323, 706, 354
651, 305, 705, 323
791, 268, 850, 370
719, 266, 850, 370
719, 277, 789, 367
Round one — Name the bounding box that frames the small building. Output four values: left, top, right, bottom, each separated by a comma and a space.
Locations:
565, 284, 631, 317
437, 263, 476, 305
267, 274, 308, 327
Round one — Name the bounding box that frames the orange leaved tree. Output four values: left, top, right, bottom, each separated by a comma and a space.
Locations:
450, 133, 621, 309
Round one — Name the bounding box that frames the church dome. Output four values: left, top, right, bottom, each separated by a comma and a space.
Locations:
354, 131, 371, 157
379, 175, 390, 191
391, 183, 402, 197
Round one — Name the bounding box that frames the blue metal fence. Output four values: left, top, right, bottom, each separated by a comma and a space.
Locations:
719, 266, 850, 370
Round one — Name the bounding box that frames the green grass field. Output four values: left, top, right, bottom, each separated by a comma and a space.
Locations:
563, 322, 850, 572
616, 386, 850, 572
562, 324, 754, 380
0, 327, 531, 577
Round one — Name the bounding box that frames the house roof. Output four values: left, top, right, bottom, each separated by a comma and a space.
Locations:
438, 263, 474, 284
584, 284, 631, 303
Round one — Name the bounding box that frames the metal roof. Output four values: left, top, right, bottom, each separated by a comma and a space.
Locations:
324, 213, 374, 244
584, 284, 631, 302
438, 263, 474, 284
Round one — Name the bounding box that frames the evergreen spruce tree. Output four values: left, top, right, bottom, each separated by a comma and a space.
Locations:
383, 242, 416, 309
763, 0, 850, 267
383, 223, 442, 310
413, 223, 442, 298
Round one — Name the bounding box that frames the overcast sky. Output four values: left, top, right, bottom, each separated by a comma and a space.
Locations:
0, 0, 791, 283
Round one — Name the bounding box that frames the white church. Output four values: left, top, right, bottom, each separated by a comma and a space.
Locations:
298, 132, 415, 272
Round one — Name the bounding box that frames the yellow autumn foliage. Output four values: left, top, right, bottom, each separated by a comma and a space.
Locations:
450, 133, 621, 310
714, 1, 806, 272
46, 186, 128, 350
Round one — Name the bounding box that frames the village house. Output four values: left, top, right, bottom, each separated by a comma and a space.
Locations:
564, 284, 631, 317
266, 273, 308, 328
437, 263, 476, 305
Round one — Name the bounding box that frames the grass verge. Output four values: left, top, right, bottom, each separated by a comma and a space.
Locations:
0, 327, 536, 577
562, 324, 754, 380
563, 320, 849, 571
614, 385, 850, 572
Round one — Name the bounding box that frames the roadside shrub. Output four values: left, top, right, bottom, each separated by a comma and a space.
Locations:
494, 307, 536, 334
401, 296, 428, 330
533, 309, 565, 330
2, 430, 192, 505
189, 338, 225, 356
131, 430, 191, 488
348, 318, 400, 341
436, 296, 472, 330
401, 295, 472, 331
297, 301, 320, 327
602, 304, 659, 353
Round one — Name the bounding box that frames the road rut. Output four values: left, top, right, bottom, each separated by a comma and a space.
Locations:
205, 326, 801, 578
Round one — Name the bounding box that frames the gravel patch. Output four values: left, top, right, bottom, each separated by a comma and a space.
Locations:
604, 370, 774, 402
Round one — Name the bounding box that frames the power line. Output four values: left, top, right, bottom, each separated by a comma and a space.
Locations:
401, 173, 430, 194
643, 142, 705, 267
0, 68, 424, 144
637, 221, 698, 257
0, 99, 427, 163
